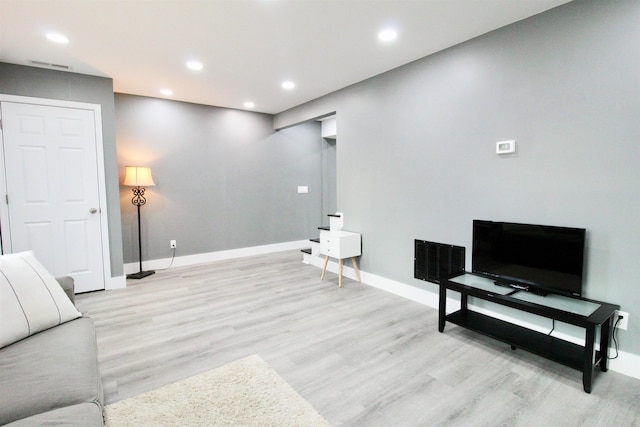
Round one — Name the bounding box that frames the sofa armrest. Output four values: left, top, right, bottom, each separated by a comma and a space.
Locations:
55, 276, 75, 305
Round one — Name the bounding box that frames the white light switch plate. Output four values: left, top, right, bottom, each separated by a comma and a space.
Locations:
297, 186, 309, 193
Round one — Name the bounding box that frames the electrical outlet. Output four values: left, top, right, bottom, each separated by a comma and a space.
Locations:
614, 310, 629, 331
170, 240, 177, 249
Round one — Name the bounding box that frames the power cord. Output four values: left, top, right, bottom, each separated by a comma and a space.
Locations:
547, 316, 622, 359
155, 247, 176, 271
608, 315, 623, 360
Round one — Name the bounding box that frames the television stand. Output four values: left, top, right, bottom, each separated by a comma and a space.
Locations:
439, 273, 619, 393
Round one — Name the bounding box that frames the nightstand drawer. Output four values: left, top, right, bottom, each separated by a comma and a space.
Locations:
320, 237, 339, 254
319, 231, 361, 259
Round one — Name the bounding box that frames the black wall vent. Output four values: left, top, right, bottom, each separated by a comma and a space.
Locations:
414, 240, 465, 284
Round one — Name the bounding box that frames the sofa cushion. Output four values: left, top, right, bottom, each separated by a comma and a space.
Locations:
4, 402, 104, 427
0, 317, 103, 425
0, 251, 81, 348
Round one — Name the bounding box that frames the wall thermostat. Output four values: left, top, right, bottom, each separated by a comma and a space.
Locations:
496, 140, 516, 154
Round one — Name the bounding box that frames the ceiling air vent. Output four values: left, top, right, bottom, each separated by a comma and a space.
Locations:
29, 60, 72, 71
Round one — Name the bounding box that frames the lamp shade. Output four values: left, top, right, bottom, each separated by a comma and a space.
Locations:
123, 166, 155, 187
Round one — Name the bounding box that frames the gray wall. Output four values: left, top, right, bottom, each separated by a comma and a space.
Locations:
116, 94, 323, 263
275, 0, 640, 355
0, 62, 124, 278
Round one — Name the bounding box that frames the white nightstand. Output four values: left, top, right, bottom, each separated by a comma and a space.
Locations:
319, 230, 362, 287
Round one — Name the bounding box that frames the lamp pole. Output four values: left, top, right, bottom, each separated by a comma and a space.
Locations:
128, 186, 154, 279
124, 166, 156, 280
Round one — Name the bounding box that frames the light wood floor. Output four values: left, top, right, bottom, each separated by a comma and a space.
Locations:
76, 251, 640, 427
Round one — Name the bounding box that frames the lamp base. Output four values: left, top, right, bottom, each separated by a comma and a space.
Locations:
127, 270, 156, 280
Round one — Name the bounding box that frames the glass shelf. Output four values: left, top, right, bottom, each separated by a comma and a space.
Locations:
449, 273, 601, 317
449, 274, 514, 295
511, 291, 600, 317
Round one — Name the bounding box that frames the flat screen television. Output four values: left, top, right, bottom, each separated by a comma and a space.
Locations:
472, 220, 586, 297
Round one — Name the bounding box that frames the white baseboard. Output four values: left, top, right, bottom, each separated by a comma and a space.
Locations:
106, 275, 126, 290
607, 350, 640, 379
124, 240, 309, 275
307, 256, 640, 381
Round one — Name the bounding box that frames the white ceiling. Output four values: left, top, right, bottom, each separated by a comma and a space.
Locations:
0, 0, 570, 114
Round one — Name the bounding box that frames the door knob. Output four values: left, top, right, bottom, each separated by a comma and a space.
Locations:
89, 208, 98, 214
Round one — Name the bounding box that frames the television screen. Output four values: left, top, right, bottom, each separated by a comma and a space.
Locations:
472, 220, 586, 296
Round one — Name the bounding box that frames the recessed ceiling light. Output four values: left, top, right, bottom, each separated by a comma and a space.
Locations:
46, 33, 69, 44
281, 81, 296, 90
378, 29, 398, 42
160, 88, 173, 96
186, 60, 203, 71
244, 101, 255, 109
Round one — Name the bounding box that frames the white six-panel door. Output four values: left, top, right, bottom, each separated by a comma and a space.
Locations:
0, 100, 106, 292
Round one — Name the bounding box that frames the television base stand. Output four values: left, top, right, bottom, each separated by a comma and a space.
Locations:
493, 280, 549, 296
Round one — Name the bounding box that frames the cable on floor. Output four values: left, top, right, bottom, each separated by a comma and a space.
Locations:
155, 248, 176, 271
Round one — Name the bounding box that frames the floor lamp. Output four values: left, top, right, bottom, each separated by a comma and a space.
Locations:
124, 166, 156, 279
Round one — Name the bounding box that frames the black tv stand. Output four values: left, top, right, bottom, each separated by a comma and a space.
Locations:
439, 273, 619, 393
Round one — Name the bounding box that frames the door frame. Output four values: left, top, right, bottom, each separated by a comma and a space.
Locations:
0, 94, 112, 290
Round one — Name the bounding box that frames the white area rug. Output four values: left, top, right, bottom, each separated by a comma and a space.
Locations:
104, 354, 331, 427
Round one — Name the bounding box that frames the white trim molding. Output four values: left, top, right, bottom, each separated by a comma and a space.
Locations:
107, 275, 127, 290
125, 240, 309, 275
608, 351, 640, 380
